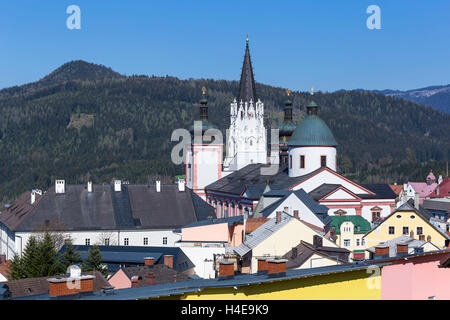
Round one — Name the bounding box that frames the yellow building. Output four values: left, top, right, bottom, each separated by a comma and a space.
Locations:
363, 202, 450, 249
171, 263, 383, 300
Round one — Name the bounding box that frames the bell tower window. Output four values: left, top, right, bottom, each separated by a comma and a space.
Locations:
300, 155, 305, 169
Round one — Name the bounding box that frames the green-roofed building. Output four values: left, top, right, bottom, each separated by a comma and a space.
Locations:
329, 215, 372, 261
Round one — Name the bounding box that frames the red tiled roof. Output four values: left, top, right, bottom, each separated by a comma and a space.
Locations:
389, 185, 403, 196
428, 177, 450, 198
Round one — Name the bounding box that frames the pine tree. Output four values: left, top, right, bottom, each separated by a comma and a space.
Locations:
81, 245, 108, 278
36, 232, 64, 277
8, 254, 25, 280
59, 239, 81, 272
21, 236, 40, 278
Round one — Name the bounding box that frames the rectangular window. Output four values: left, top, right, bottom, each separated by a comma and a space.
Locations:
361, 238, 365, 246
104, 238, 110, 246
320, 155, 327, 167
289, 155, 292, 169
388, 226, 395, 235
402, 227, 409, 235
163, 237, 168, 245
124, 238, 129, 246
417, 227, 423, 235
143, 237, 148, 246
356, 239, 360, 246
85, 239, 90, 246
343, 239, 351, 247
300, 155, 305, 169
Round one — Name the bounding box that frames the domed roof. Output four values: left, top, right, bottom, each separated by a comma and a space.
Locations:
288, 114, 337, 147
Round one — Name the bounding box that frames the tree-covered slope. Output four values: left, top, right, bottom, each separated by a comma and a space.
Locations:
0, 61, 449, 202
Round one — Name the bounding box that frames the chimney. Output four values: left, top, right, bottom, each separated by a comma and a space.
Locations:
163, 255, 173, 269
31, 190, 36, 205
438, 175, 443, 185
55, 180, 65, 194
313, 235, 323, 248
0, 254, 6, 264
414, 192, 419, 209
419, 234, 425, 241
218, 259, 234, 279
178, 179, 185, 192
144, 257, 154, 266
144, 272, 156, 286
131, 276, 140, 287
114, 180, 121, 192
87, 181, 93, 193
267, 259, 287, 277
48, 274, 95, 297
276, 211, 282, 224
293, 210, 299, 220
257, 258, 268, 275
374, 245, 389, 259
173, 274, 177, 283
156, 180, 161, 192
396, 243, 409, 257
427, 235, 431, 242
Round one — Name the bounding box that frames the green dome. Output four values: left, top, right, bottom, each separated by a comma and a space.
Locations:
288, 115, 337, 147
188, 120, 218, 134
277, 121, 297, 135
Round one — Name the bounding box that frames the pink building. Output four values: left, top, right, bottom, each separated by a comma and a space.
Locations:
381, 249, 450, 300
407, 170, 439, 204
180, 216, 245, 247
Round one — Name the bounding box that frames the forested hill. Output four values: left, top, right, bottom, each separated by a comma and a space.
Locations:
0, 60, 449, 202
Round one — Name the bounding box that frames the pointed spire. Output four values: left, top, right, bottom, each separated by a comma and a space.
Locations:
238, 35, 257, 103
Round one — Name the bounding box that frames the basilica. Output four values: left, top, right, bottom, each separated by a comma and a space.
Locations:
185, 38, 396, 225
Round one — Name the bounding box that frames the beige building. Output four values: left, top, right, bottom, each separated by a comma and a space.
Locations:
234, 212, 339, 273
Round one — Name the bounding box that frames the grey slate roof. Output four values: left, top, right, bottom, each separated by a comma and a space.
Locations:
422, 199, 450, 213
0, 184, 215, 232
58, 245, 195, 274
256, 189, 330, 225
206, 164, 319, 198
176, 215, 243, 231
360, 184, 397, 199
309, 184, 341, 200
282, 240, 350, 269
366, 235, 438, 257
234, 212, 293, 256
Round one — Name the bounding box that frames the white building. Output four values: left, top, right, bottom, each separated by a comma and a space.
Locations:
0, 180, 215, 260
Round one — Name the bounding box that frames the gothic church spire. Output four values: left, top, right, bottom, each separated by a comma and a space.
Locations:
238, 35, 257, 102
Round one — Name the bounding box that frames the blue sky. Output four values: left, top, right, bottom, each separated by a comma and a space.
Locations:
0, 0, 449, 92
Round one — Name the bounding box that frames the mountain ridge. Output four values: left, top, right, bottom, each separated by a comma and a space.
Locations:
0, 60, 449, 202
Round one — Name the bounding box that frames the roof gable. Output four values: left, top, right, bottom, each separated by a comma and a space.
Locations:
289, 167, 375, 196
